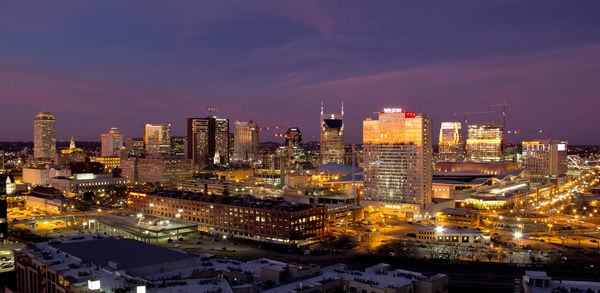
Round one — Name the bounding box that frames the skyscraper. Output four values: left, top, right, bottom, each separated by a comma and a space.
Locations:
144, 124, 171, 155
466, 123, 503, 162
170, 136, 186, 156
438, 122, 463, 162
522, 139, 567, 184
233, 120, 259, 161
284, 127, 302, 147
101, 127, 124, 157
320, 102, 345, 165
187, 116, 229, 166
363, 107, 433, 215
33, 111, 56, 159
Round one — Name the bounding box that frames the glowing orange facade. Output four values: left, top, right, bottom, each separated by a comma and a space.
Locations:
363, 108, 432, 210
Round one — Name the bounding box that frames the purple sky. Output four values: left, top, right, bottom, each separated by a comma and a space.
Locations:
1, 1, 600, 144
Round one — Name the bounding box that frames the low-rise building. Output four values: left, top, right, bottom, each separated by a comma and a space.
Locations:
416, 226, 486, 245
435, 208, 480, 226
522, 271, 600, 293
130, 189, 328, 244
176, 177, 250, 195
90, 156, 121, 169
49, 173, 127, 195
122, 155, 192, 184
15, 235, 449, 293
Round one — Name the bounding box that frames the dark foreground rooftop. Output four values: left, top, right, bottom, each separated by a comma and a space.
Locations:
51, 237, 195, 269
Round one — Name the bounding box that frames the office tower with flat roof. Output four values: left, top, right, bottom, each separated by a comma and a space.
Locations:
144, 123, 171, 155
33, 111, 56, 159
187, 116, 229, 166
233, 120, 259, 161
125, 137, 145, 157
101, 127, 123, 157
363, 108, 433, 211
320, 102, 345, 165
170, 136, 186, 156
466, 123, 503, 162
438, 122, 463, 162
522, 139, 567, 184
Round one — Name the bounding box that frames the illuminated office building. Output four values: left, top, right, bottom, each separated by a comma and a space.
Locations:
170, 136, 186, 156
125, 137, 145, 157
438, 122, 463, 162
284, 127, 302, 147
144, 124, 171, 155
363, 107, 433, 212
121, 155, 192, 184
320, 103, 344, 165
522, 139, 567, 184
187, 116, 229, 166
101, 127, 123, 157
233, 120, 259, 161
33, 111, 56, 159
466, 123, 503, 162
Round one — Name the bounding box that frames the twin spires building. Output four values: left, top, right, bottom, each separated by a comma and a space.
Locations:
362, 107, 433, 218
320, 102, 345, 165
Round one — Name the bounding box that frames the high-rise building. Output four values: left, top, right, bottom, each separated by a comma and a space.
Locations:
233, 120, 259, 161
363, 107, 433, 214
187, 116, 229, 166
284, 127, 302, 147
33, 111, 56, 159
101, 127, 123, 157
466, 123, 503, 162
144, 124, 171, 155
320, 103, 345, 165
522, 139, 567, 184
170, 136, 186, 156
125, 137, 145, 157
438, 122, 463, 162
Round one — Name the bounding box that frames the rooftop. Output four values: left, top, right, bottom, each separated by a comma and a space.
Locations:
143, 189, 319, 212
50, 237, 195, 270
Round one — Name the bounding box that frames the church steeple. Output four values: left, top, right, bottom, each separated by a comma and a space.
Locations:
69, 136, 76, 150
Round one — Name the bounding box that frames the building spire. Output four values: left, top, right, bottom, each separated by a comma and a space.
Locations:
69, 136, 76, 150
320, 101, 323, 117
341, 101, 344, 116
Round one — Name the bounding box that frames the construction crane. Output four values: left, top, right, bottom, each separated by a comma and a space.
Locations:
453, 110, 496, 125
491, 100, 510, 131
491, 100, 511, 148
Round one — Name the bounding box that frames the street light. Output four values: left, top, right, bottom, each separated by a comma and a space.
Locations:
435, 226, 444, 234
514, 231, 523, 248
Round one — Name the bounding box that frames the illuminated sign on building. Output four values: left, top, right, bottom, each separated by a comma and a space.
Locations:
382, 107, 406, 114
557, 144, 566, 151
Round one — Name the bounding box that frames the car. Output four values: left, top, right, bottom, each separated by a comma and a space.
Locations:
590, 239, 598, 244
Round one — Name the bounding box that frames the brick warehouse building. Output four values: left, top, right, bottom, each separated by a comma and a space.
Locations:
130, 190, 327, 243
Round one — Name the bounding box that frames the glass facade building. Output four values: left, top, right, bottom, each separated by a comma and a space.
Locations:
233, 120, 259, 161
466, 123, 503, 162
362, 108, 432, 209
320, 103, 345, 165
144, 123, 171, 155
187, 116, 230, 166
438, 122, 463, 162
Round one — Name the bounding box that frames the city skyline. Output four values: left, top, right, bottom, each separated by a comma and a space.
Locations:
1, 1, 600, 144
